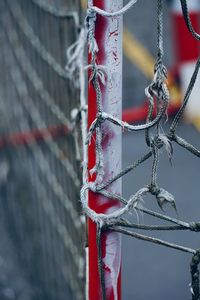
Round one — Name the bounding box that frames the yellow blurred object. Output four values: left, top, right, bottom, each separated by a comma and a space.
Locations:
81, 0, 87, 10
123, 28, 155, 80
193, 118, 200, 131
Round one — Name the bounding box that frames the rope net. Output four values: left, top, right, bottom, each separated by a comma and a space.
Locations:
0, 0, 85, 299
76, 0, 200, 299
1, 0, 200, 299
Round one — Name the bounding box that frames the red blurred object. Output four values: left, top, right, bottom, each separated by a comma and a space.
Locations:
0, 124, 70, 149
122, 101, 180, 123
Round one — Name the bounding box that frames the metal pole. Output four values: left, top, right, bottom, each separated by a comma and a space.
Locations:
88, 0, 123, 299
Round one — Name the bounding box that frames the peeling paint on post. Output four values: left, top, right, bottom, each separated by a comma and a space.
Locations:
88, 1, 123, 300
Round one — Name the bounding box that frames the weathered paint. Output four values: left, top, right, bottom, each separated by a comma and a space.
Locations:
88, 1, 123, 299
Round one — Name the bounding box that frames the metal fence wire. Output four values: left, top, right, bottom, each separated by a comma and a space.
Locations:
0, 0, 85, 299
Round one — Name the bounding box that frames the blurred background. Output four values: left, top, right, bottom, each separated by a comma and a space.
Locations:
0, 0, 200, 299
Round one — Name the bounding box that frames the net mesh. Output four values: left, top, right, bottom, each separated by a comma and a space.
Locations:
0, 0, 85, 299
79, 1, 200, 299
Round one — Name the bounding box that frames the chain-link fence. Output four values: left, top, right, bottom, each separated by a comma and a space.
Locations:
0, 1, 85, 299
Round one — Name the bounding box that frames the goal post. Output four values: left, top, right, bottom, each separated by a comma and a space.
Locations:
87, 0, 123, 299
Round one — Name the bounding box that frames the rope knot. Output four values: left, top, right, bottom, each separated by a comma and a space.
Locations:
151, 136, 161, 149
149, 185, 177, 212
85, 8, 99, 55
153, 61, 167, 90
88, 63, 107, 84
190, 222, 200, 232
86, 112, 106, 145
167, 130, 175, 141
149, 184, 160, 196
156, 188, 177, 212
85, 8, 97, 28
87, 7, 96, 18
97, 112, 106, 122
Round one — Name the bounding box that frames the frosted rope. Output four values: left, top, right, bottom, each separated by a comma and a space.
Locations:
89, 0, 138, 17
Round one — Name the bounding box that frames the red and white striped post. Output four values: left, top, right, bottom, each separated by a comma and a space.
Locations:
171, 0, 200, 120
87, 1, 123, 299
